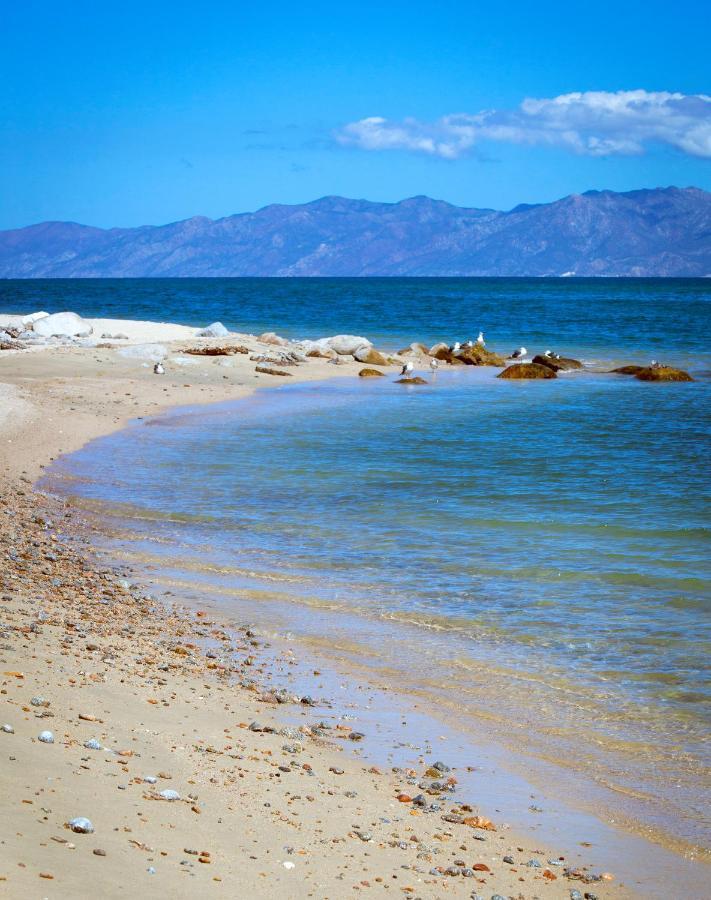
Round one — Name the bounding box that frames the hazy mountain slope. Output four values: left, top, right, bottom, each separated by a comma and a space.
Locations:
0, 187, 708, 277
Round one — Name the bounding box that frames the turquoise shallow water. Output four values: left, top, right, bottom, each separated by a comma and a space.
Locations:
31, 277, 711, 856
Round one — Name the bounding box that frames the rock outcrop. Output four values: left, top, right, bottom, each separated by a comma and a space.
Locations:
533, 354, 583, 371
198, 322, 230, 337
358, 368, 385, 377
498, 363, 557, 379
456, 346, 506, 366
636, 366, 693, 382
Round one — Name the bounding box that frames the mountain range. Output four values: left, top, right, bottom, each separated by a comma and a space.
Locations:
1, 186, 709, 277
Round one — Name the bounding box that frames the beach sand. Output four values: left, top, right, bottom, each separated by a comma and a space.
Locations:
0, 323, 632, 898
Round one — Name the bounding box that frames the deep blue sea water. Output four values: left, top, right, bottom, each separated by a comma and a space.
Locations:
16, 277, 710, 857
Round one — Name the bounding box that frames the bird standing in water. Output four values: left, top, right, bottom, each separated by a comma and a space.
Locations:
400, 360, 414, 377
429, 358, 439, 374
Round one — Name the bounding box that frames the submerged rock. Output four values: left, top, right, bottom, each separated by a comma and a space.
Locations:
359, 367, 385, 377
396, 376, 428, 385
533, 354, 583, 371
498, 363, 557, 379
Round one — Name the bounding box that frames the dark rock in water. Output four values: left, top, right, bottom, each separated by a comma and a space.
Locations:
432, 347, 466, 365
611, 365, 645, 375
498, 363, 557, 379
455, 346, 506, 366
359, 367, 385, 378
533, 354, 583, 371
396, 376, 428, 385
636, 365, 693, 382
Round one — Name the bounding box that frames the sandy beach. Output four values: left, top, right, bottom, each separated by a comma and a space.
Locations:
1, 319, 638, 898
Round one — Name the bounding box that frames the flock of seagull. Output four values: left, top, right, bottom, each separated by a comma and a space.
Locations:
399, 332, 561, 377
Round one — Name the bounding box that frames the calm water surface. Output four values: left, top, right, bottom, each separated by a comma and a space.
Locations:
30, 278, 710, 858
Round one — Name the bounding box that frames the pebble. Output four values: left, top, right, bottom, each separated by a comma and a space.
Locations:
68, 817, 94, 834
84, 738, 102, 750
93, 849, 107, 857
526, 858, 542, 867
38, 730, 54, 743
1, 724, 14, 733
143, 776, 158, 784
283, 861, 295, 870
30, 696, 49, 707
159, 789, 181, 801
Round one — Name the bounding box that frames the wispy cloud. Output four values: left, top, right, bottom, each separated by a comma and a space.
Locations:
336, 91, 711, 159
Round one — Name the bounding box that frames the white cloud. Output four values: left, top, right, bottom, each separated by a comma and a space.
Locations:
336, 90, 711, 159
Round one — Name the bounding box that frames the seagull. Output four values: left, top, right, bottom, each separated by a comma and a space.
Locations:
544, 350, 553, 358
153, 362, 165, 375
451, 341, 461, 353
400, 360, 414, 377
476, 331, 485, 346
429, 358, 439, 373
463, 340, 473, 348
510, 346, 527, 359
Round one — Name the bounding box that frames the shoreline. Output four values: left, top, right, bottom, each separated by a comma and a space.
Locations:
0, 321, 698, 897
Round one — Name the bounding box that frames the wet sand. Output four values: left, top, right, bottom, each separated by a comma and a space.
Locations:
0, 327, 642, 897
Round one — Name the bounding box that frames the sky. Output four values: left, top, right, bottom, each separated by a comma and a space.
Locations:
1, 0, 709, 229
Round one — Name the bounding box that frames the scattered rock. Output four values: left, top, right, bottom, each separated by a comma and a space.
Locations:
636, 365, 693, 382
184, 345, 248, 356
198, 322, 230, 337
33, 311, 93, 338
255, 366, 293, 377
533, 354, 583, 371
159, 789, 181, 801
259, 332, 289, 346
325, 334, 371, 355
498, 363, 557, 380
38, 730, 54, 743
353, 346, 389, 366
67, 817, 94, 834
456, 346, 506, 366
1, 723, 14, 733
395, 376, 428, 385
358, 367, 385, 378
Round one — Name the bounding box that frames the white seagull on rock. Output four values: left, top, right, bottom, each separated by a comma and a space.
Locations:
451, 341, 461, 353
476, 331, 485, 346
510, 346, 527, 359
400, 360, 414, 377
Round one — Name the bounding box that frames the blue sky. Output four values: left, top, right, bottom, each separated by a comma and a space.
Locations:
1, 0, 709, 228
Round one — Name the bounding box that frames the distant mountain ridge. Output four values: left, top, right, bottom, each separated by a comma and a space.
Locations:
1, 187, 709, 277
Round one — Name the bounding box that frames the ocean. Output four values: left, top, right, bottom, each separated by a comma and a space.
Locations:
11, 277, 709, 863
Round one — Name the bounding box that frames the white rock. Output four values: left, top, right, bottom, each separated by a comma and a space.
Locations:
159, 789, 180, 801
23, 311, 49, 326
1, 724, 14, 733
198, 321, 230, 337
68, 817, 94, 833
117, 343, 168, 362
38, 730, 54, 743
259, 331, 289, 346
325, 334, 371, 355
143, 775, 158, 784
33, 311, 93, 338
84, 738, 102, 750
